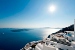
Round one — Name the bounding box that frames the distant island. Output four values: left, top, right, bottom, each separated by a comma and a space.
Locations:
40, 27, 62, 29
11, 24, 74, 33
11, 29, 32, 32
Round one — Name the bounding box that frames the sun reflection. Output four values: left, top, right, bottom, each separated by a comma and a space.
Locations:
42, 29, 60, 39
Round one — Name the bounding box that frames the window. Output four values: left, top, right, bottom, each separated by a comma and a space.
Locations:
58, 48, 64, 50
66, 49, 68, 50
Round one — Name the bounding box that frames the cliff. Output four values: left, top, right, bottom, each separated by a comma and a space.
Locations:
52, 24, 74, 34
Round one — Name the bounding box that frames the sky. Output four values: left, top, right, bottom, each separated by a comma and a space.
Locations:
0, 0, 75, 28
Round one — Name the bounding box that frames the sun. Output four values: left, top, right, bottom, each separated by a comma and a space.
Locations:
49, 5, 56, 12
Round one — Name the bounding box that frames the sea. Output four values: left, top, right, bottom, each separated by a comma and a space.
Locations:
0, 28, 60, 50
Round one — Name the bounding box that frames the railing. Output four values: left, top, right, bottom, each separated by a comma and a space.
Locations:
50, 38, 71, 46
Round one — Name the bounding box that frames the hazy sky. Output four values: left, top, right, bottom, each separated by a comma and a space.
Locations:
0, 0, 75, 28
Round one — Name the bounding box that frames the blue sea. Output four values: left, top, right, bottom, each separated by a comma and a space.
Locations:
0, 28, 60, 50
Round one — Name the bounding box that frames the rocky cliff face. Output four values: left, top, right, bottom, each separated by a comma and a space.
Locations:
61, 24, 74, 32
52, 24, 74, 34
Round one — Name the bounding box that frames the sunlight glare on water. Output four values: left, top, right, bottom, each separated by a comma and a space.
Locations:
42, 29, 60, 39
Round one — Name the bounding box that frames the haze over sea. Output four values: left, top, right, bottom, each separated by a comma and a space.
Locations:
0, 28, 60, 50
